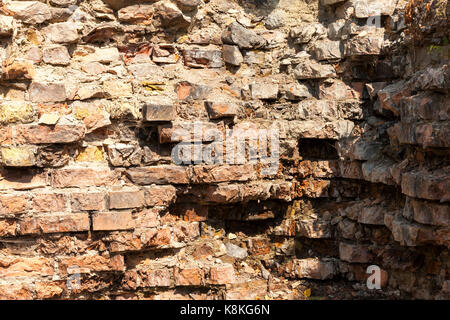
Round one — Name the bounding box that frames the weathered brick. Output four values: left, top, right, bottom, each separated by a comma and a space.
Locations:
144, 228, 171, 246
205, 101, 239, 119
28, 82, 66, 103
43, 45, 71, 65
32, 193, 66, 213
0, 194, 30, 215
143, 185, 177, 207
191, 164, 256, 184
126, 166, 190, 185
294, 258, 336, 280
35, 281, 64, 300
183, 49, 223, 68
0, 256, 53, 277
143, 100, 175, 122
134, 209, 159, 228
6, 1, 52, 24
174, 268, 204, 286
15, 124, 85, 144
0, 146, 36, 167
70, 192, 105, 211
0, 127, 12, 145
18, 213, 90, 235
0, 102, 34, 124
42, 22, 79, 43
339, 242, 372, 263
58, 254, 124, 274
208, 264, 235, 285
109, 190, 144, 209
175, 203, 208, 222
0, 219, 16, 237
0, 169, 48, 190
52, 168, 120, 188
140, 268, 172, 287
92, 211, 134, 231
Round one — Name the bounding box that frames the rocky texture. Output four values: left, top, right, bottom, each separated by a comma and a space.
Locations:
0, 0, 448, 301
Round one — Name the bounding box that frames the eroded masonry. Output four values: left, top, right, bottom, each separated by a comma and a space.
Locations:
0, 0, 448, 300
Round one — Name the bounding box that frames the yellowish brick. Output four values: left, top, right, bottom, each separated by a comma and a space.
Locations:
0, 102, 34, 124
1, 146, 36, 167
76, 146, 104, 162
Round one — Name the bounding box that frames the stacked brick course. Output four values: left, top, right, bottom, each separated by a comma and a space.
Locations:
0, 0, 448, 299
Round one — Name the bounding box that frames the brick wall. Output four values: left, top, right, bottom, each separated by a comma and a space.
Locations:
0, 0, 448, 299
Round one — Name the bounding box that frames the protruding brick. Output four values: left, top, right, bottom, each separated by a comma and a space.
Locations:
92, 211, 134, 231
0, 146, 36, 167
0, 169, 48, 190
15, 124, 85, 144
18, 213, 90, 235
126, 166, 190, 185
143, 100, 175, 122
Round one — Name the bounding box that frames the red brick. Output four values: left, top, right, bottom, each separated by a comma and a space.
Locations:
70, 192, 105, 211
174, 268, 204, 286
58, 254, 124, 274
208, 264, 235, 285
109, 190, 144, 209
126, 166, 190, 185
0, 256, 54, 277
134, 209, 159, 228
143, 185, 177, 206
18, 213, 90, 235
144, 228, 171, 246
0, 194, 30, 215
15, 124, 85, 144
32, 193, 66, 212
92, 211, 134, 231
108, 232, 143, 253
0, 168, 48, 190
52, 168, 120, 188
140, 268, 172, 287
191, 164, 256, 183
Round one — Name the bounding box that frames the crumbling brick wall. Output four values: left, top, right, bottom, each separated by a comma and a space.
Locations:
0, 0, 448, 300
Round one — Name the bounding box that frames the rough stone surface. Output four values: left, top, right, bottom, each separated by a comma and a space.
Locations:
0, 0, 447, 302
